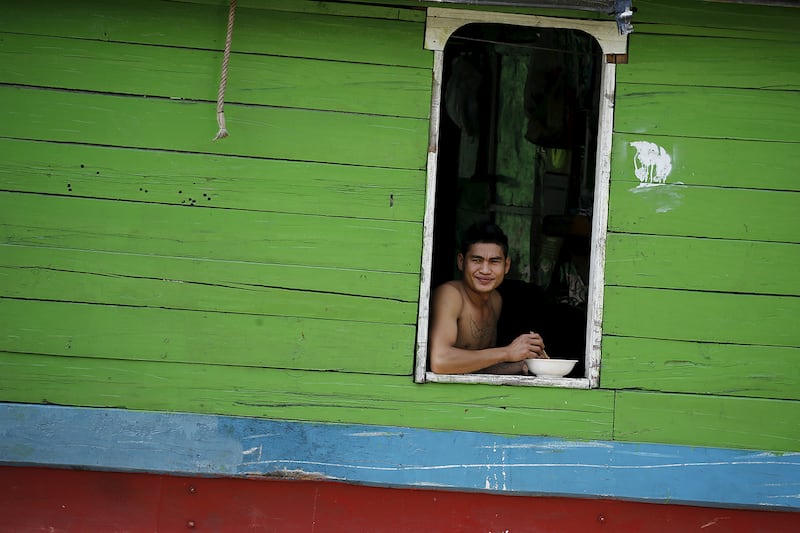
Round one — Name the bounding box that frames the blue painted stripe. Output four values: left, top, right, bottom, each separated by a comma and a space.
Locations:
1, 403, 798, 510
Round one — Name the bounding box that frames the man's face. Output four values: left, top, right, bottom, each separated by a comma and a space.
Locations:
457, 242, 511, 294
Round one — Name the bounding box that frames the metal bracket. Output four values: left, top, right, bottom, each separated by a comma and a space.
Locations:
614, 0, 634, 35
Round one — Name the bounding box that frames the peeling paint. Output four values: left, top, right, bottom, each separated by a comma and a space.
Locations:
258, 468, 333, 482
481, 440, 614, 451
348, 431, 403, 438
6, 404, 800, 510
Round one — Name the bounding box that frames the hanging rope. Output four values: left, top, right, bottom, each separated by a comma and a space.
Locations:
213, 0, 237, 141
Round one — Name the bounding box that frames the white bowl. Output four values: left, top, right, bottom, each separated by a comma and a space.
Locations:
525, 358, 578, 377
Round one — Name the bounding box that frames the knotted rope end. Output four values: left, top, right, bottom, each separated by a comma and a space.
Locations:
213, 0, 236, 142
212, 111, 229, 141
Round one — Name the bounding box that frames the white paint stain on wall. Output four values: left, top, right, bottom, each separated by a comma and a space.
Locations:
484, 443, 509, 491
630, 141, 673, 186
629, 141, 684, 213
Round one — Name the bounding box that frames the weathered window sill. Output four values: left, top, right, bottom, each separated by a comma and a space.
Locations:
424, 372, 591, 389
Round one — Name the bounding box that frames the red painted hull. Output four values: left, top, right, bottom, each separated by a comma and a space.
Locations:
2, 466, 798, 532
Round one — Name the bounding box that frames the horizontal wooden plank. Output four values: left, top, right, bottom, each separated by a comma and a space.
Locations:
0, 354, 616, 440
607, 182, 799, 243
601, 336, 800, 400
630, 0, 800, 40
611, 133, 800, 191
614, 390, 800, 452
605, 234, 800, 296
176, 0, 428, 22
620, 33, 800, 90
0, 0, 431, 68
0, 299, 414, 374
603, 286, 800, 348
0, 193, 423, 274
615, 83, 800, 142
233, 1, 429, 63
0, 247, 418, 323
5, 405, 800, 510
0, 0, 230, 48
0, 33, 431, 119
0, 139, 426, 222
0, 86, 429, 170
0, 242, 419, 302
282, 0, 616, 20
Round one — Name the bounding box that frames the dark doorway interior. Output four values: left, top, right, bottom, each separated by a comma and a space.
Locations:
431, 23, 603, 376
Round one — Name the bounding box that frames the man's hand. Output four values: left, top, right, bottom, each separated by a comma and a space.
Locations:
506, 332, 546, 362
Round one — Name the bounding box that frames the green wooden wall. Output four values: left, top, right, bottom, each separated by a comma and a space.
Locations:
605, 0, 800, 451
0, 0, 797, 453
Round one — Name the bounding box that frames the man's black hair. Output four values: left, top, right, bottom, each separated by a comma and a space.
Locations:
459, 221, 509, 257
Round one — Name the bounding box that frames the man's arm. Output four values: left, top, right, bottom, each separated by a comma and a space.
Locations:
477, 361, 529, 375
429, 284, 544, 374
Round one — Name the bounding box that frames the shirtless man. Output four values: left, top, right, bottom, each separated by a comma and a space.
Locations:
429, 222, 547, 375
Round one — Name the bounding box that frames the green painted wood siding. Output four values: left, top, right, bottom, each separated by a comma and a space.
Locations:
0, 0, 615, 444
1, 0, 798, 453
605, 0, 800, 450
0, 1, 427, 408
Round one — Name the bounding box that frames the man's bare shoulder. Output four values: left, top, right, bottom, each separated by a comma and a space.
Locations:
491, 286, 503, 308
434, 280, 464, 296
432, 281, 464, 307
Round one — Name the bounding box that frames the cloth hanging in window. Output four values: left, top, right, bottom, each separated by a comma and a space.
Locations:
444, 54, 483, 178
523, 32, 577, 149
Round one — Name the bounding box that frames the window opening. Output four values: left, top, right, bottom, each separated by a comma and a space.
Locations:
416, 9, 626, 388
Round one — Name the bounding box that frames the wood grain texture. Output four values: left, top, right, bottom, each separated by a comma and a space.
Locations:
0, 299, 415, 374
629, 0, 800, 40
0, 353, 616, 441
0, 34, 431, 119
0, 193, 423, 273
0, 139, 426, 222
607, 2, 800, 456
615, 83, 800, 142
614, 390, 800, 452
601, 336, 800, 400
231, 4, 430, 67
605, 233, 800, 296
620, 33, 800, 90
0, 86, 428, 170
5, 404, 800, 510
607, 182, 799, 243
177, 0, 428, 22
611, 133, 800, 191
603, 286, 800, 348
0, 243, 420, 304
0, 0, 431, 68
614, 80, 800, 143
0, 0, 798, 461
0, 0, 434, 436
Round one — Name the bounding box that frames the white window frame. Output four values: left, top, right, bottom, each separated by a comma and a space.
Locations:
415, 7, 627, 389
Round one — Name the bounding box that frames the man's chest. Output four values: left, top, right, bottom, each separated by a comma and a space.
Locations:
456, 306, 497, 349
